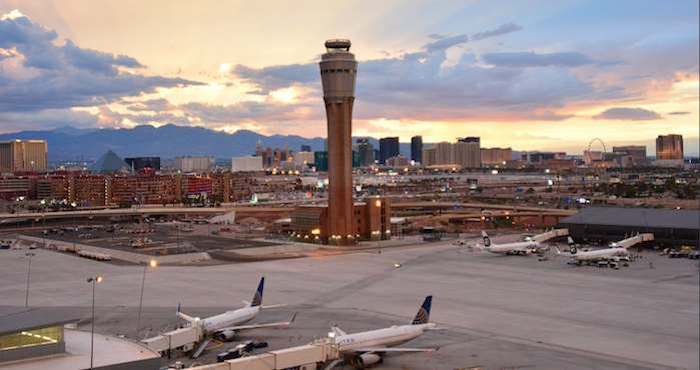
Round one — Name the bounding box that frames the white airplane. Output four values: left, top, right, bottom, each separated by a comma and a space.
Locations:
329, 296, 440, 369
177, 277, 294, 358
479, 231, 546, 255
554, 234, 653, 265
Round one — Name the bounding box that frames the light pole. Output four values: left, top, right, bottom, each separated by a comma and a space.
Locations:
24, 252, 35, 307
86, 275, 103, 370
136, 259, 158, 337
176, 223, 181, 246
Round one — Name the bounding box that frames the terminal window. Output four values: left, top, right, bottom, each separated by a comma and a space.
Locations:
0, 326, 62, 351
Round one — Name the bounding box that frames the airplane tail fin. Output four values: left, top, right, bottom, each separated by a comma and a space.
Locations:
251, 277, 264, 307
176, 303, 196, 323
411, 295, 433, 325
567, 236, 575, 246
481, 231, 491, 247
330, 325, 347, 337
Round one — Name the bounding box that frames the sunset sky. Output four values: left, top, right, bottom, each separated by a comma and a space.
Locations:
0, 0, 698, 154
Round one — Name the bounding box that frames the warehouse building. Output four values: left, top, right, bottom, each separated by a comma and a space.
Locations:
559, 207, 699, 247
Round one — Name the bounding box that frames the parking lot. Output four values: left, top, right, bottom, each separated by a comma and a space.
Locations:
21, 222, 283, 259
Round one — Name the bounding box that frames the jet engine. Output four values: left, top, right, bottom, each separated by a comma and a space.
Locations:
348, 353, 382, 369
214, 329, 238, 341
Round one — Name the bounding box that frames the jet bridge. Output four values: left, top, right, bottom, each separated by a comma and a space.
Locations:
612, 233, 654, 248
165, 340, 340, 370
531, 228, 569, 243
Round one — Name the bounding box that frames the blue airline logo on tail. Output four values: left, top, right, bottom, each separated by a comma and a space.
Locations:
251, 277, 264, 307
411, 295, 433, 325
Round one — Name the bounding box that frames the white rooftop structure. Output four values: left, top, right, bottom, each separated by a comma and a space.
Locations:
0, 328, 160, 370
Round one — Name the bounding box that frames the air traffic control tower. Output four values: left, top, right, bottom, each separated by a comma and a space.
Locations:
320, 39, 357, 245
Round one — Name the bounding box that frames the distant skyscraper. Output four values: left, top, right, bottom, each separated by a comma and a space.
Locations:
435, 142, 454, 165
481, 148, 512, 166
411, 136, 423, 163
301, 145, 312, 152
656, 134, 683, 160
356, 138, 375, 166
455, 137, 481, 168
314, 151, 329, 171
612, 146, 646, 165
422, 147, 437, 166
379, 137, 399, 164
320, 39, 357, 245
0, 139, 48, 172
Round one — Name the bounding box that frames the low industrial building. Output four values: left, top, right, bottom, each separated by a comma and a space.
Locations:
559, 206, 699, 247
0, 307, 160, 370
290, 197, 391, 244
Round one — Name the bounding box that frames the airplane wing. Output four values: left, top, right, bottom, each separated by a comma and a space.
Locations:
261, 303, 287, 309
216, 313, 296, 332
351, 347, 438, 353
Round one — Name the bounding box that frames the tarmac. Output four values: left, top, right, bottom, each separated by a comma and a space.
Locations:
0, 235, 698, 369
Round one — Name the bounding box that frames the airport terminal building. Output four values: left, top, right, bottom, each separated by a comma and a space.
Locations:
559, 207, 699, 247
0, 307, 160, 370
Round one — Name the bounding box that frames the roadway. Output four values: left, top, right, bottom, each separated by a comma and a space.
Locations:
0, 206, 290, 222
0, 200, 574, 223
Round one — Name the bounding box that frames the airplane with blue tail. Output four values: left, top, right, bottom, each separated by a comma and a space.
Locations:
176, 277, 294, 358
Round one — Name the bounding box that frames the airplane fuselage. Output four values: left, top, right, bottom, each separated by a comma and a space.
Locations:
201, 306, 260, 333
571, 247, 628, 262
486, 241, 540, 255
335, 324, 434, 352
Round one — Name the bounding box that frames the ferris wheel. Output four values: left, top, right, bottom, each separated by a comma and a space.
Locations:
587, 137, 607, 153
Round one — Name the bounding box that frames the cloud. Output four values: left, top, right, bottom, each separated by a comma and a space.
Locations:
127, 98, 175, 112
0, 108, 100, 132
423, 34, 469, 52
421, 23, 522, 52
0, 10, 200, 114
62, 40, 143, 74
471, 22, 523, 41
593, 107, 662, 121
232, 42, 604, 122
232, 63, 318, 93
668, 111, 690, 115
427, 33, 448, 40
482, 51, 595, 67
181, 101, 322, 123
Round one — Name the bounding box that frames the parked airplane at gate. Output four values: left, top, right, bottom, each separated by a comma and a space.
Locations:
329, 296, 440, 368
458, 229, 568, 255
177, 277, 294, 358
480, 231, 544, 255
554, 234, 654, 265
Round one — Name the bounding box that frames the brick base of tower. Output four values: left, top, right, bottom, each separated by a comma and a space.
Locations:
325, 98, 356, 245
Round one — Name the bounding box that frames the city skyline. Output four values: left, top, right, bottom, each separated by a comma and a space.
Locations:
0, 1, 698, 155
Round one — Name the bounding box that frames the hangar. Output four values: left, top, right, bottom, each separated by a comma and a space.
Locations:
559, 206, 699, 247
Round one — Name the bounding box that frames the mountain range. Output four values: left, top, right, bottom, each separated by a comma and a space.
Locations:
0, 125, 411, 161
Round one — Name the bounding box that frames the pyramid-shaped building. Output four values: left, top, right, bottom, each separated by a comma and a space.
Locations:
91, 150, 128, 173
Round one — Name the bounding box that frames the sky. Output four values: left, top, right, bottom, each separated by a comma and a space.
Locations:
0, 0, 698, 155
